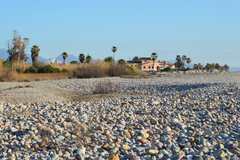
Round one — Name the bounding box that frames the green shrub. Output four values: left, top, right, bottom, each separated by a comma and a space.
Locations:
38, 65, 61, 73
25, 65, 61, 73
70, 61, 78, 64
161, 67, 176, 72
25, 66, 38, 73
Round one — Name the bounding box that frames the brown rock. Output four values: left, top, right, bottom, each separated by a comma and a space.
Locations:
109, 153, 120, 160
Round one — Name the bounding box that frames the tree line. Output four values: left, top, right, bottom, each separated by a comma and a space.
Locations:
5, 31, 94, 66
174, 55, 230, 72
5, 32, 125, 67
4, 31, 230, 72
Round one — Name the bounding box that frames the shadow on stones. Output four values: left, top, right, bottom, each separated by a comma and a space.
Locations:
126, 83, 220, 93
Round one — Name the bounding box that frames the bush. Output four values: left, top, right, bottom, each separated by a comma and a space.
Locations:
25, 65, 61, 73
70, 61, 78, 64
25, 66, 38, 73
161, 67, 174, 72
38, 65, 61, 73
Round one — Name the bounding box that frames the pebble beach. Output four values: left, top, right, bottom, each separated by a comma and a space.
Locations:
0, 73, 239, 159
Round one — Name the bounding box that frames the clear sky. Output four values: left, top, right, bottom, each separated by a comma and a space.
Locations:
0, 0, 239, 67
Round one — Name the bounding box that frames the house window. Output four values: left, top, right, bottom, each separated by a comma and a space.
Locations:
149, 66, 151, 69
152, 66, 154, 69
143, 66, 146, 69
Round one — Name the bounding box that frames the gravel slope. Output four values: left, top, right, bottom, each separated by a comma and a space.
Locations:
0, 73, 239, 159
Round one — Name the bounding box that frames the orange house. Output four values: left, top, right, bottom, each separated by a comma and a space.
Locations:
128, 57, 175, 72
141, 60, 175, 72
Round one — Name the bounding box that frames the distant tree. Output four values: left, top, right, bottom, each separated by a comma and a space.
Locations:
186, 57, 192, 69
193, 64, 198, 70
62, 52, 68, 64
182, 55, 187, 61
112, 46, 117, 63
85, 55, 92, 63
175, 55, 181, 69
7, 31, 29, 65
205, 63, 211, 71
215, 63, 221, 70
132, 56, 139, 62
205, 63, 216, 72
175, 55, 191, 71
176, 55, 181, 61
175, 55, 184, 70
79, 53, 85, 63
198, 63, 204, 70
223, 64, 230, 71
118, 59, 126, 65
193, 63, 204, 70
186, 58, 191, 65
151, 53, 158, 61
31, 45, 40, 66
104, 56, 113, 63
151, 52, 158, 71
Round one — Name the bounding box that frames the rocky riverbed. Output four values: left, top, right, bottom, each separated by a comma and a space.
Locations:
0, 73, 239, 159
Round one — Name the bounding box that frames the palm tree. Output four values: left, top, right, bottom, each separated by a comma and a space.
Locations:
175, 55, 183, 70
186, 57, 191, 69
194, 63, 203, 70
186, 58, 191, 64
79, 53, 85, 63
182, 55, 187, 61
31, 45, 40, 66
205, 63, 214, 72
62, 52, 68, 64
112, 46, 117, 63
215, 63, 221, 70
151, 53, 158, 61
118, 59, 126, 65
193, 64, 198, 70
151, 52, 158, 71
86, 55, 92, 63
198, 63, 204, 70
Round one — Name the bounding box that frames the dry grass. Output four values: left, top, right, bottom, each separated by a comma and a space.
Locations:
0, 60, 142, 81
0, 60, 71, 81
0, 70, 18, 81
0, 71, 69, 82
72, 63, 110, 78
0, 61, 70, 81
0, 60, 3, 72
72, 62, 141, 78
50, 63, 80, 72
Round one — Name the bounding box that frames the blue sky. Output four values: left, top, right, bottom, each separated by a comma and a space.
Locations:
0, 0, 239, 67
